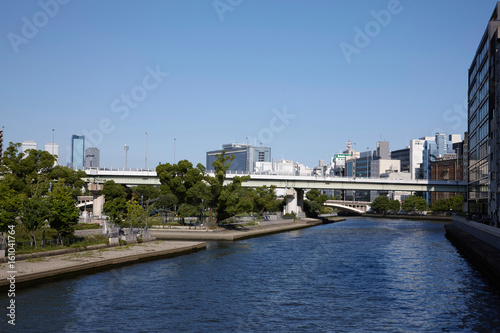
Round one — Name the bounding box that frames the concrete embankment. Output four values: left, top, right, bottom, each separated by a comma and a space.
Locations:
152, 219, 324, 241
0, 241, 205, 290
445, 216, 500, 280
363, 213, 452, 221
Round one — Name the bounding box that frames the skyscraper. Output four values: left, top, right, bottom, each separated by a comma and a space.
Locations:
44, 143, 59, 165
468, 2, 500, 226
84, 147, 100, 169
71, 135, 85, 170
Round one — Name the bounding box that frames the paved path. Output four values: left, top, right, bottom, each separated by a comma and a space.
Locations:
152, 219, 324, 241
0, 241, 205, 289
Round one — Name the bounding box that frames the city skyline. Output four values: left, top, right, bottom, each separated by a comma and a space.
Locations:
1, 1, 494, 168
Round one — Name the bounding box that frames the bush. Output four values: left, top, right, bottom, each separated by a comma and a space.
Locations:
283, 212, 297, 220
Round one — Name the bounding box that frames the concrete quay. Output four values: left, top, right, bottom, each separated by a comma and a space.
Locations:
151, 219, 324, 241
0, 241, 205, 290
445, 215, 500, 281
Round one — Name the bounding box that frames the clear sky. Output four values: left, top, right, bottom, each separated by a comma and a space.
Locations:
0, 0, 495, 169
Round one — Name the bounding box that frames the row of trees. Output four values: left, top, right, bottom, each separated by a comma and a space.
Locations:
371, 194, 464, 214
0, 143, 85, 245
102, 152, 283, 226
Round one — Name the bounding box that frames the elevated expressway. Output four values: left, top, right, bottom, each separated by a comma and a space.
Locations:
83, 169, 466, 215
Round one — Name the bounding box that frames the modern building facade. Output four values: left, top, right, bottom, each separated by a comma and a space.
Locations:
84, 147, 100, 169
206, 143, 271, 173
21, 140, 37, 154
71, 135, 85, 169
468, 3, 500, 226
391, 147, 410, 173
44, 143, 59, 165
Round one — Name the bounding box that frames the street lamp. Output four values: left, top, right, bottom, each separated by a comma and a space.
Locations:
145, 132, 148, 170
366, 147, 370, 178
51, 129, 55, 155
174, 138, 176, 164
353, 142, 357, 179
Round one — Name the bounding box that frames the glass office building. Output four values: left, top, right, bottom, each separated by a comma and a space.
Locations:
71, 135, 85, 170
206, 143, 271, 173
468, 2, 500, 226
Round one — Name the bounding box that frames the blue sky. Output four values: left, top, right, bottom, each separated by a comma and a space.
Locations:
0, 0, 494, 169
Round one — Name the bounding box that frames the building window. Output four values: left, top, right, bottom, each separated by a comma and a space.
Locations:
258, 152, 265, 162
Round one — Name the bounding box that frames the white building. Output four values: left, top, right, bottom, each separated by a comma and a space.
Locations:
44, 143, 59, 165
409, 139, 425, 180
370, 159, 400, 178
21, 140, 37, 154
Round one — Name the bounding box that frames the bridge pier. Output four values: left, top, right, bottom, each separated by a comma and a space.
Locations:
284, 188, 304, 216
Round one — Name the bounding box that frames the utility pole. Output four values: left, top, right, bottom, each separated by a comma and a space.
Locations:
145, 132, 148, 170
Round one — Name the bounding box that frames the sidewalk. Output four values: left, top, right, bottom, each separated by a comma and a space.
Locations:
151, 219, 324, 241
0, 241, 205, 290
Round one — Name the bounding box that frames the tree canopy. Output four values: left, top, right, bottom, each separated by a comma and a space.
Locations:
402, 195, 428, 211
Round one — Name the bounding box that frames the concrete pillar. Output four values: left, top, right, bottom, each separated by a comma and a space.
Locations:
93, 195, 105, 218
284, 188, 304, 215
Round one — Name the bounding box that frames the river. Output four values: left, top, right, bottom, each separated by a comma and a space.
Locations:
4, 217, 500, 332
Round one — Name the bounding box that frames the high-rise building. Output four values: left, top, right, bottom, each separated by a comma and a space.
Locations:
71, 135, 85, 170
21, 140, 37, 154
391, 147, 410, 173
44, 143, 59, 165
206, 143, 271, 173
84, 147, 100, 169
468, 2, 500, 226
421, 133, 459, 180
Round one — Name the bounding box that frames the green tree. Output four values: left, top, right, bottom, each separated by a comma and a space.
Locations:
154, 193, 178, 211
432, 199, 450, 212
102, 180, 128, 225
388, 199, 401, 212
0, 142, 55, 195
402, 195, 428, 211
371, 195, 390, 213
253, 185, 280, 216
48, 185, 80, 245
126, 199, 147, 227
448, 195, 464, 212
206, 151, 250, 224
304, 189, 329, 217
0, 174, 22, 233
102, 180, 128, 199
48, 166, 87, 199
103, 197, 127, 225
132, 185, 161, 202
156, 160, 206, 211
0, 142, 55, 196
20, 195, 50, 247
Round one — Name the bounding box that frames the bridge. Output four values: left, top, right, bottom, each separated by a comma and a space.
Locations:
323, 200, 371, 214
83, 169, 466, 192
82, 168, 466, 217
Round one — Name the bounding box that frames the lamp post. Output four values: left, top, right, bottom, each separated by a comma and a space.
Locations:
145, 132, 148, 170
174, 138, 176, 164
51, 129, 55, 155
353, 142, 357, 179
366, 147, 370, 178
